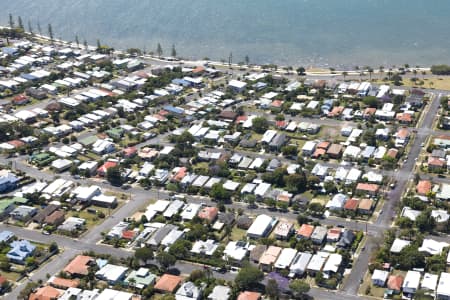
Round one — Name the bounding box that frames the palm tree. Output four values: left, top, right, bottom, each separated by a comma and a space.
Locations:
342, 71, 348, 81
171, 44, 176, 58
156, 43, 163, 57
368, 67, 374, 81
48, 23, 54, 43
422, 71, 426, 80
27, 20, 33, 34
75, 35, 79, 48
413, 69, 417, 79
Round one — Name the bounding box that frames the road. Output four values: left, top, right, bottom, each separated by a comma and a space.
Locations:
340, 92, 444, 295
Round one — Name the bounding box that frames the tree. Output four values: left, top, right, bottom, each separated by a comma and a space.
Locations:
169, 239, 192, 259
49, 242, 59, 253
75, 35, 80, 48
17, 16, 24, 30
106, 165, 123, 186
156, 252, 176, 271
284, 172, 307, 193
289, 279, 310, 299
135, 247, 154, 264
8, 13, 14, 29
171, 44, 176, 58
27, 20, 33, 34
308, 203, 325, 217
363, 96, 379, 108
210, 183, 231, 202
235, 265, 264, 290
48, 23, 54, 42
37, 21, 42, 35
156, 43, 163, 57
96, 39, 101, 49
415, 209, 435, 232
297, 67, 306, 76
245, 55, 250, 65
342, 71, 348, 81
252, 117, 269, 134
265, 279, 280, 300
281, 145, 298, 157
367, 67, 374, 81
228, 52, 233, 66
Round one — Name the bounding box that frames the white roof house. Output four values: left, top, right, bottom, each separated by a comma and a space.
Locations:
420, 273, 438, 294
390, 238, 411, 253
437, 272, 450, 299
401, 206, 421, 221
343, 145, 361, 159
254, 182, 271, 198
161, 229, 184, 247
181, 203, 201, 220
208, 285, 231, 300
418, 239, 449, 256
147, 200, 171, 213
345, 168, 362, 183
247, 214, 277, 238
223, 241, 251, 262
302, 141, 317, 155
323, 253, 342, 276
326, 193, 348, 210
163, 200, 185, 218
261, 130, 277, 144
71, 185, 101, 202
95, 264, 128, 284
96, 289, 134, 300
307, 251, 329, 273
372, 269, 389, 287
403, 270, 421, 295
289, 252, 312, 277
274, 248, 297, 269
191, 239, 219, 256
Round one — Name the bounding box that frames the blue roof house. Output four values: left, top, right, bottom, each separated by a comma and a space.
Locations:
7, 240, 35, 264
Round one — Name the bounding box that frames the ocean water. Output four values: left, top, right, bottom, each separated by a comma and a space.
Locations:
1, 0, 450, 68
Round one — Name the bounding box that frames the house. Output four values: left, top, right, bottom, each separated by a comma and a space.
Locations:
307, 251, 329, 276
7, 240, 35, 264
176, 281, 202, 300
329, 142, 346, 158
323, 253, 342, 278
336, 230, 355, 249
223, 241, 251, 263
259, 246, 282, 271
302, 141, 316, 157
247, 214, 277, 238
344, 198, 359, 212
387, 275, 404, 293
9, 205, 38, 221
47, 276, 80, 289
124, 268, 156, 290
95, 264, 128, 285
154, 274, 182, 294
0, 171, 19, 192
274, 248, 297, 270
311, 226, 327, 244
372, 269, 389, 287
273, 221, 294, 240
97, 160, 118, 177
63, 255, 94, 276
250, 245, 267, 263
326, 193, 348, 211
237, 291, 261, 300
198, 206, 219, 223
0, 230, 14, 243
44, 210, 65, 226
437, 272, 450, 300
327, 228, 342, 242
297, 224, 314, 240
417, 180, 432, 195
181, 203, 201, 220
420, 272, 438, 296
208, 285, 231, 300
358, 198, 374, 214
428, 156, 446, 172
29, 286, 62, 300
289, 252, 313, 278
191, 239, 219, 256
269, 133, 286, 151
418, 239, 449, 256
403, 270, 421, 298
228, 80, 247, 93
355, 183, 380, 196
390, 238, 411, 253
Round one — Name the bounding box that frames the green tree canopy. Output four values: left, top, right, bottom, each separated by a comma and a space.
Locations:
235, 265, 264, 290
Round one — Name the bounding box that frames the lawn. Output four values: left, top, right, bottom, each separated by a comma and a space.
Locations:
310, 195, 329, 206
66, 203, 121, 229
1, 270, 22, 282
230, 226, 246, 241
358, 271, 385, 298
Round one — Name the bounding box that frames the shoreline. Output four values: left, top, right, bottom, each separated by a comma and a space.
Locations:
1, 26, 432, 75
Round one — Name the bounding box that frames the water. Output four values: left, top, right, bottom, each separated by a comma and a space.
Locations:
1, 0, 450, 68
